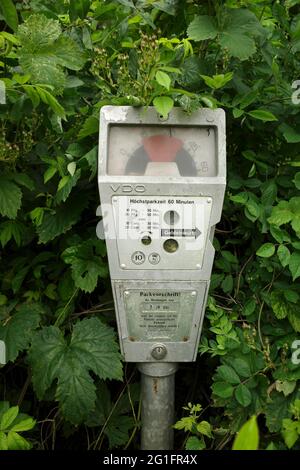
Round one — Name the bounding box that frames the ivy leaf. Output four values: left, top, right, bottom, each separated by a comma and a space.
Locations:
0, 303, 42, 362
0, 178, 22, 219
62, 239, 108, 293
256, 243, 275, 258
153, 96, 174, 119
232, 416, 259, 450
29, 318, 123, 424
235, 384, 252, 407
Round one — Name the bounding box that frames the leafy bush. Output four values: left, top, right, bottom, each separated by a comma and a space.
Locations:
0, 0, 300, 450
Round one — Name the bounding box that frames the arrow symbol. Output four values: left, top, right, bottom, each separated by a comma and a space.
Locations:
161, 228, 201, 239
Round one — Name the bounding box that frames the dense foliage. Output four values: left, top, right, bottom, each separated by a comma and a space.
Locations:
0, 0, 300, 450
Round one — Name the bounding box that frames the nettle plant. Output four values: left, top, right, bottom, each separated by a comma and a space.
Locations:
0, 0, 300, 450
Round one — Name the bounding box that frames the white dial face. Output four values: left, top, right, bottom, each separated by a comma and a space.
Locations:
107, 125, 217, 177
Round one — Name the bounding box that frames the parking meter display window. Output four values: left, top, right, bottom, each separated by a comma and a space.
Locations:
124, 289, 201, 342
107, 125, 217, 177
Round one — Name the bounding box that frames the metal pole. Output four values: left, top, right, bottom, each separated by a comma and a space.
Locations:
138, 362, 178, 450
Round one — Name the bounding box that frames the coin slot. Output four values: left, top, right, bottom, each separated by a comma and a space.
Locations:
163, 239, 179, 253
141, 235, 152, 246
164, 210, 179, 226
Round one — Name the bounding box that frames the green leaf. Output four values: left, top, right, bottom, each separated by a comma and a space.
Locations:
29, 318, 123, 424
78, 116, 99, 139
243, 298, 256, 317
217, 365, 240, 384
174, 416, 194, 432
67, 162, 76, 177
35, 86, 66, 118
153, 96, 174, 119
268, 201, 293, 226
18, 14, 86, 89
62, 239, 108, 293
187, 15, 218, 41
288, 311, 300, 332
284, 290, 299, 303
231, 358, 251, 378
0, 303, 42, 362
185, 436, 206, 450
85, 382, 138, 448
201, 72, 233, 90
235, 383, 252, 407
0, 177, 22, 219
281, 419, 299, 449
0, 406, 19, 431
277, 245, 290, 267
36, 194, 87, 244
219, 32, 256, 60
56, 171, 81, 204
10, 417, 36, 432
221, 274, 233, 293
279, 123, 300, 143
155, 71, 171, 90
289, 252, 300, 281
0, 431, 8, 450
197, 420, 212, 438
0, 221, 25, 248
248, 110, 277, 122
10, 173, 35, 191
256, 243, 275, 258
69, 0, 91, 21
212, 381, 234, 398
0, 0, 19, 32
232, 416, 259, 450
7, 431, 31, 450
270, 291, 290, 319
44, 166, 57, 184
57, 175, 70, 192
275, 380, 296, 397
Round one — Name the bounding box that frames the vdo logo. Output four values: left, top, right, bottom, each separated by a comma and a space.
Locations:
110, 184, 146, 193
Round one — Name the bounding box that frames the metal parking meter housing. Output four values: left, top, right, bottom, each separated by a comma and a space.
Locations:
98, 105, 226, 363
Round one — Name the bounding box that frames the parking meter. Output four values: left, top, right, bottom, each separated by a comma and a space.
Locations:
98, 106, 226, 363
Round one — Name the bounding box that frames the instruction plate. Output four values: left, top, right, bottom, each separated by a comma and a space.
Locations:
125, 289, 197, 342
